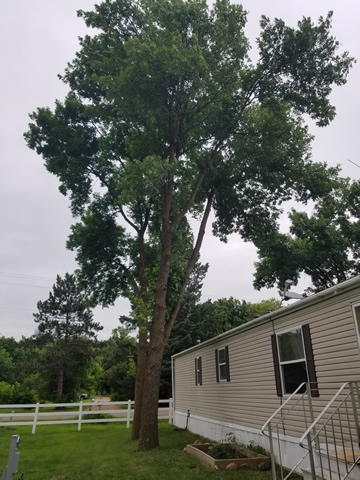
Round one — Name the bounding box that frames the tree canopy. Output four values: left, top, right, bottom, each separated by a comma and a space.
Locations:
25, 0, 353, 448
253, 179, 360, 293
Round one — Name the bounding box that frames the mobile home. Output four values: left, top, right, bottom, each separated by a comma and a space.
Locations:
172, 276, 360, 478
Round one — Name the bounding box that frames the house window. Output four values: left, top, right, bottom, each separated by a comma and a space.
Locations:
195, 357, 202, 386
277, 328, 308, 394
271, 324, 319, 397
352, 304, 360, 346
215, 346, 230, 382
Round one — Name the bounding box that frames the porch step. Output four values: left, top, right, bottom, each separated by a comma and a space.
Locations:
318, 444, 360, 464
302, 462, 360, 480
302, 467, 332, 480
316, 446, 360, 480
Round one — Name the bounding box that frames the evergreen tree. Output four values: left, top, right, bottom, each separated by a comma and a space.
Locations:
33, 273, 102, 400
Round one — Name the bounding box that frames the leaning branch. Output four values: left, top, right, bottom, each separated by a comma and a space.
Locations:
171, 142, 225, 228
164, 192, 214, 341
114, 259, 140, 297
118, 207, 140, 234
87, 165, 141, 234
171, 166, 208, 228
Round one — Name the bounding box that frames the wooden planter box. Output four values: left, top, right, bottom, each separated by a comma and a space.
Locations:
185, 443, 271, 471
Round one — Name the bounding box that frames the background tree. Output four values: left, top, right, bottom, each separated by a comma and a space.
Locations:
253, 179, 360, 293
0, 336, 43, 403
100, 327, 137, 400
0, 346, 14, 383
161, 295, 279, 396
33, 273, 102, 401
25, 0, 353, 448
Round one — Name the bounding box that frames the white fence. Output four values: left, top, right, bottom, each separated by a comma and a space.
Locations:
0, 398, 173, 434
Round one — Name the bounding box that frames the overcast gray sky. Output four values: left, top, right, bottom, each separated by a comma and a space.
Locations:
1, 0, 359, 340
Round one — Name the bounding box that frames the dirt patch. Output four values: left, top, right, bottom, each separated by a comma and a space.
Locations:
93, 396, 111, 402
185, 443, 271, 471
90, 396, 121, 411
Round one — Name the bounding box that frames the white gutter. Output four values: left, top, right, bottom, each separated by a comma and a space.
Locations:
172, 275, 360, 360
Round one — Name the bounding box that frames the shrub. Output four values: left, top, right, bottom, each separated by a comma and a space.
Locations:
247, 441, 270, 457
0, 382, 14, 403
208, 442, 247, 459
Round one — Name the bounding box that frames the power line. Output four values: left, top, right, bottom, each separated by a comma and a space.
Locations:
0, 281, 51, 289
348, 159, 360, 169
0, 306, 35, 312
0, 272, 54, 282
0, 305, 119, 319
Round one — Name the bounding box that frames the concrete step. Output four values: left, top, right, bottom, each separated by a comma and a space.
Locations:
315, 445, 360, 480
302, 467, 332, 480
302, 464, 360, 480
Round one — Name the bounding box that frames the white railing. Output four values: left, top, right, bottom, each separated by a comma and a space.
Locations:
299, 382, 360, 480
261, 382, 318, 480
0, 398, 173, 434
262, 382, 360, 480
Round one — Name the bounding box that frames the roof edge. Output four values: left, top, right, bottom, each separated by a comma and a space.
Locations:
172, 275, 360, 359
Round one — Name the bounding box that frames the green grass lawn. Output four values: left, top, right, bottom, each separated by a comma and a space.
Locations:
0, 423, 273, 480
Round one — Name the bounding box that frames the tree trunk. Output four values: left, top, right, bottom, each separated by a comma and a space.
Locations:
131, 229, 149, 440
138, 182, 173, 448
131, 327, 148, 440
136, 191, 213, 448
138, 336, 166, 449
56, 359, 64, 400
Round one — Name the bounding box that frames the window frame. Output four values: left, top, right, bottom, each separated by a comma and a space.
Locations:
195, 356, 202, 386
351, 302, 360, 349
276, 326, 309, 396
215, 346, 230, 382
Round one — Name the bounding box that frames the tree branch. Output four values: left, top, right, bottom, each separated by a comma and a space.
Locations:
164, 192, 214, 341
114, 258, 140, 296
171, 143, 224, 228
87, 165, 141, 234
119, 207, 140, 234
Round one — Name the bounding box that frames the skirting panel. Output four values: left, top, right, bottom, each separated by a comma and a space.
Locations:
174, 410, 311, 472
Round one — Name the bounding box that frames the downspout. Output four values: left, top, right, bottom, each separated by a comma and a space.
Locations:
171, 356, 175, 425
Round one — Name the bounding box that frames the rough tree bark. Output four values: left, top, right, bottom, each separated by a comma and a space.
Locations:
138, 192, 213, 448
131, 225, 150, 440
131, 328, 147, 440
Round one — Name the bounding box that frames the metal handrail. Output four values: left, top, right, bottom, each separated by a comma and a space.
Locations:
261, 382, 316, 480
298, 381, 360, 480
262, 381, 360, 480
299, 382, 349, 449
261, 382, 309, 435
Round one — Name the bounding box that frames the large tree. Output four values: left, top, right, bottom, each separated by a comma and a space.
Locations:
25, 0, 353, 448
34, 273, 103, 400
253, 179, 360, 293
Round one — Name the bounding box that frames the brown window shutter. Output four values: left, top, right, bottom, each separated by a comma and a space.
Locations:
302, 324, 319, 397
195, 358, 198, 386
225, 346, 230, 382
199, 357, 202, 386
271, 334, 282, 397
215, 349, 219, 382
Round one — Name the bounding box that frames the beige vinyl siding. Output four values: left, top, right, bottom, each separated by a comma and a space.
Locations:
175, 321, 281, 429
174, 284, 360, 439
